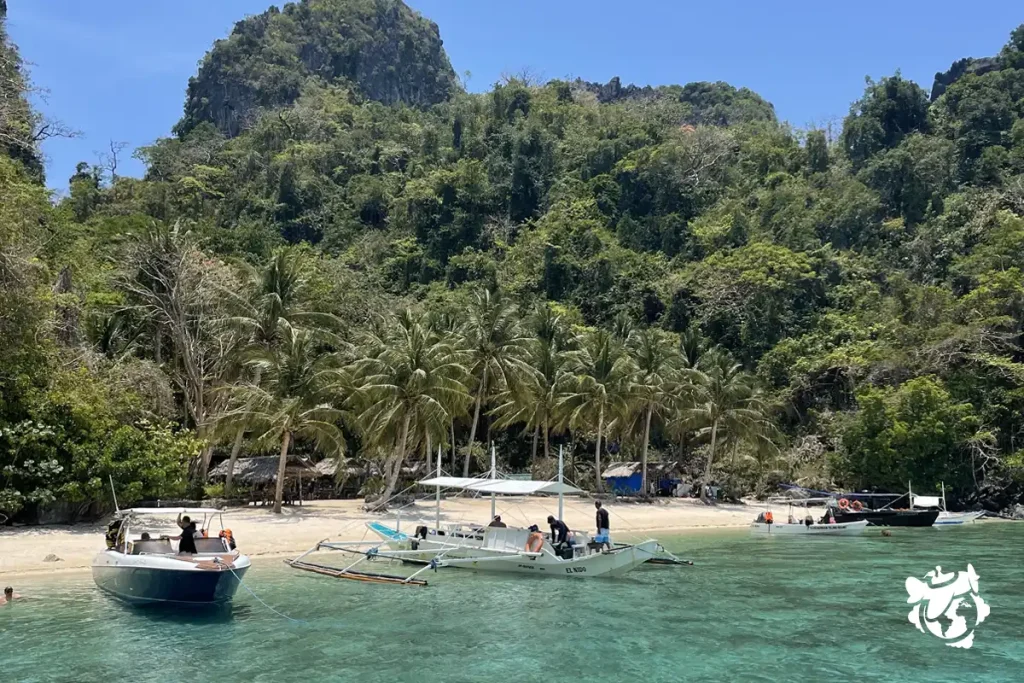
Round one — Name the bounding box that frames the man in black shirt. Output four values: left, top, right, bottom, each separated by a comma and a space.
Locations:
546, 515, 570, 546
595, 501, 611, 551
488, 515, 507, 528
174, 513, 198, 554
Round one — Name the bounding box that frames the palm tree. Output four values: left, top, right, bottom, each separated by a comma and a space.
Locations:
559, 329, 634, 491
221, 322, 346, 513
675, 348, 768, 501
351, 310, 470, 506
459, 289, 532, 476
492, 303, 573, 470
219, 250, 339, 496
625, 327, 680, 496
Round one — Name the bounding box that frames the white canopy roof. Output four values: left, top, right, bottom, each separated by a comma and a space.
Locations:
418, 477, 583, 496
912, 495, 941, 508
119, 507, 225, 516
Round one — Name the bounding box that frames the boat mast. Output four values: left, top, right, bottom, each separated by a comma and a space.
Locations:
941, 481, 946, 512
558, 445, 564, 520
490, 444, 497, 519
435, 445, 442, 530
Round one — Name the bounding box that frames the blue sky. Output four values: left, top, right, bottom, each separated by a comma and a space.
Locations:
7, 0, 1023, 191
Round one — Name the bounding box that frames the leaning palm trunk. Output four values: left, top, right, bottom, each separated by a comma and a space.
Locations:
702, 419, 719, 502
378, 413, 412, 506
543, 418, 550, 461
224, 428, 245, 497
463, 366, 488, 476
530, 424, 539, 473
594, 405, 605, 492
641, 405, 653, 497
274, 430, 291, 514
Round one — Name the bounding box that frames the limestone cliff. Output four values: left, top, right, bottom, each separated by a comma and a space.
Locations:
176, 0, 458, 138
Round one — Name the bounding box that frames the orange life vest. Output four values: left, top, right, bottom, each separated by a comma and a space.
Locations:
764, 511, 774, 523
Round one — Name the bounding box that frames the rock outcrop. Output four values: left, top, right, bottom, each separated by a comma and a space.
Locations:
176, 0, 459, 138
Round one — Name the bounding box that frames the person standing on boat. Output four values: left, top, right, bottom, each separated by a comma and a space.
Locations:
547, 515, 570, 546
595, 501, 611, 551
173, 513, 198, 555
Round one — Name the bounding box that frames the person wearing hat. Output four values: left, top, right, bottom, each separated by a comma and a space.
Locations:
488, 515, 507, 528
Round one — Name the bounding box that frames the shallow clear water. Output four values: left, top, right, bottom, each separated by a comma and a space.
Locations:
3, 524, 1023, 683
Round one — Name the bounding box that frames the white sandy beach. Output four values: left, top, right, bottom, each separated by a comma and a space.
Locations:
0, 496, 787, 579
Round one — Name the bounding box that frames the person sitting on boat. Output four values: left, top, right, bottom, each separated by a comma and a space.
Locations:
526, 525, 545, 553
547, 516, 570, 547
787, 514, 796, 524
173, 514, 198, 555
595, 501, 611, 551
488, 515, 507, 528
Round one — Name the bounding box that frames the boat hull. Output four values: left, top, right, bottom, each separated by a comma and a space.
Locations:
450, 540, 660, 578
933, 511, 985, 527
750, 520, 869, 536
91, 552, 249, 605
831, 509, 939, 527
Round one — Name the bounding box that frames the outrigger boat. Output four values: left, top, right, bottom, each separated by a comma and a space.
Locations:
288, 448, 667, 584
92, 507, 249, 605
750, 497, 870, 536
911, 483, 985, 528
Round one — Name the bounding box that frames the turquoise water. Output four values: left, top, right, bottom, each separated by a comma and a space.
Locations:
3, 524, 1023, 683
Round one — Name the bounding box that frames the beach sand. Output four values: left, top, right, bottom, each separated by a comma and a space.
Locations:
0, 496, 795, 579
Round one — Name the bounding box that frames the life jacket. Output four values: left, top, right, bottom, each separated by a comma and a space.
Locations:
764, 511, 774, 523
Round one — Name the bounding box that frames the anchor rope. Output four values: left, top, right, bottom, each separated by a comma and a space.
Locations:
223, 562, 304, 624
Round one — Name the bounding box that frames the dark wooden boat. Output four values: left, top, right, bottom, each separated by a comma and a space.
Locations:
831, 508, 939, 527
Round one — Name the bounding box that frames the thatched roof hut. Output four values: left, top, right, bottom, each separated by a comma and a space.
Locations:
208, 455, 317, 485
602, 461, 684, 495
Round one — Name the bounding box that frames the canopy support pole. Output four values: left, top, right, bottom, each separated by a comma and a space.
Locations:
558, 445, 564, 520
490, 444, 497, 520
435, 446, 442, 530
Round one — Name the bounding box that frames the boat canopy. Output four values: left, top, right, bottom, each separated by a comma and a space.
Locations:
912, 495, 941, 508
418, 477, 583, 496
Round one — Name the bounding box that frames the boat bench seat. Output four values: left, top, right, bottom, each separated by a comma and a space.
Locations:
131, 540, 174, 555
193, 538, 228, 554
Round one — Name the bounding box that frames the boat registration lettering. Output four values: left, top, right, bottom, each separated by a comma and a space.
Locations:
565, 567, 586, 574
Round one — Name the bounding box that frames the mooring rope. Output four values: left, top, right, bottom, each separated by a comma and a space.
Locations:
222, 562, 304, 624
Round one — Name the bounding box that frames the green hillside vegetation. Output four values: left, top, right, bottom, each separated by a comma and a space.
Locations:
3, 0, 1024, 519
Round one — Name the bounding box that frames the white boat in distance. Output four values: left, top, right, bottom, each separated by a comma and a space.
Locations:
750, 497, 869, 537
92, 507, 250, 605
750, 520, 870, 536
911, 483, 986, 528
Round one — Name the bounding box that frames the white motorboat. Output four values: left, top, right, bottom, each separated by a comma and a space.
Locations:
911, 483, 985, 528
92, 507, 250, 605
750, 519, 870, 536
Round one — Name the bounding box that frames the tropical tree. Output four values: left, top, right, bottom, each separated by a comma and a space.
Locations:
218, 249, 338, 496
220, 322, 346, 513
559, 329, 634, 491
625, 327, 681, 495
351, 310, 470, 506
674, 348, 768, 501
492, 303, 573, 469
459, 289, 532, 476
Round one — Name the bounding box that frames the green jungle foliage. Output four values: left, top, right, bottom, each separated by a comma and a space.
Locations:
3, 0, 1024, 518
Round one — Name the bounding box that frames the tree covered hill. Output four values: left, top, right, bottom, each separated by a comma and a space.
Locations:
176, 0, 459, 138
3, 0, 1024, 520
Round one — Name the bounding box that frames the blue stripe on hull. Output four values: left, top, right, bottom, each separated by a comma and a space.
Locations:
92, 565, 246, 605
